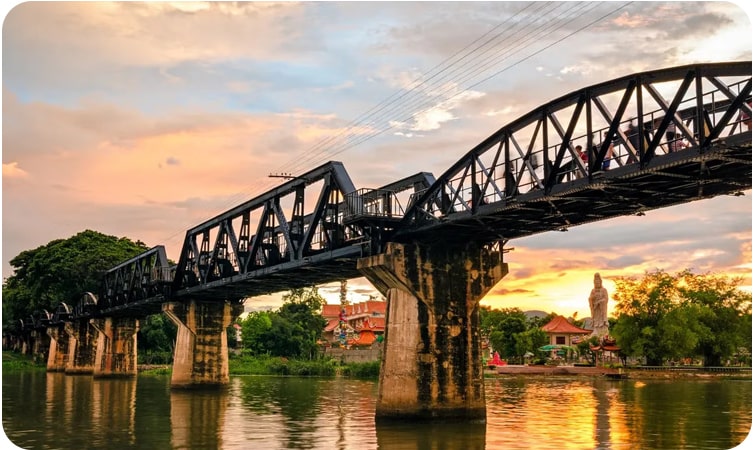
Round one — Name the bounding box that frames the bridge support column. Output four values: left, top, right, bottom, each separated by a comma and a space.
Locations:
163, 300, 237, 388
31, 330, 50, 364
91, 317, 139, 377
46, 326, 69, 372
64, 320, 98, 374
358, 241, 508, 422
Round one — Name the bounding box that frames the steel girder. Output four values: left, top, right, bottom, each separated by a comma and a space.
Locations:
171, 164, 435, 301
172, 161, 365, 300
96, 245, 172, 317
396, 61, 752, 244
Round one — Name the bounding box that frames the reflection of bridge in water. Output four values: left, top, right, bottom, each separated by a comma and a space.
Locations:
10, 61, 752, 422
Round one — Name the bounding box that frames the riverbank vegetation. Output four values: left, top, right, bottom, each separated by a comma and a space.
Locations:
611, 269, 751, 367
482, 269, 751, 369
228, 354, 379, 378
2, 351, 46, 371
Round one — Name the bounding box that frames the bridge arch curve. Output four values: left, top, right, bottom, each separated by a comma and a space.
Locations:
398, 61, 751, 244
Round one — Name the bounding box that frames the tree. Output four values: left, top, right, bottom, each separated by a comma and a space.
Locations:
239, 311, 273, 354
281, 287, 326, 312
513, 327, 548, 363
2, 230, 149, 328
483, 307, 528, 359
678, 271, 752, 366
138, 313, 178, 364
239, 286, 327, 359
278, 287, 326, 359
611, 270, 682, 365
611, 269, 751, 367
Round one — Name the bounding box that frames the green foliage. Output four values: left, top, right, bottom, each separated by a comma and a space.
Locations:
2, 230, 148, 328
240, 311, 273, 354
484, 307, 527, 359
228, 353, 338, 376
612, 269, 752, 367
513, 327, 549, 362
481, 306, 551, 362
2, 351, 46, 371
139, 367, 172, 376
238, 287, 327, 359
282, 287, 326, 312
340, 360, 380, 378
576, 336, 600, 365
138, 314, 177, 353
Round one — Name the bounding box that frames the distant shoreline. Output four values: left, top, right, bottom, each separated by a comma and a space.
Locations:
489, 364, 751, 379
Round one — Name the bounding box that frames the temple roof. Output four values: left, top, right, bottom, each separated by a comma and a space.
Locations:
541, 315, 591, 334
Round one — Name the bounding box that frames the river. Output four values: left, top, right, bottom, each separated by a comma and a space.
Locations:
2, 371, 751, 449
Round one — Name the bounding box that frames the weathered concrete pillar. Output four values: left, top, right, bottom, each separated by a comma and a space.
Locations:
31, 330, 50, 364
358, 241, 508, 422
163, 300, 235, 388
91, 317, 139, 377
65, 320, 98, 374
20, 332, 32, 355
46, 326, 69, 372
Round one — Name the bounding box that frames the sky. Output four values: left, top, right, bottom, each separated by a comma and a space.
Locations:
2, 1, 752, 320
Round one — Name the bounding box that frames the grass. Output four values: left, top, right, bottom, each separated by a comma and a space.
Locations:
228, 353, 379, 378
2, 350, 381, 379
2, 351, 46, 371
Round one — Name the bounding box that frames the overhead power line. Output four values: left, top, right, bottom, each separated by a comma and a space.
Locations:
160, 1, 632, 251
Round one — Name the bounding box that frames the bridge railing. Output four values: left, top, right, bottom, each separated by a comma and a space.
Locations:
344, 188, 405, 221
100, 245, 172, 310
400, 62, 752, 228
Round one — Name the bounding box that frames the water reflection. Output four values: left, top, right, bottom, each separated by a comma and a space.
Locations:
40, 372, 139, 449
376, 421, 486, 450
3, 373, 751, 450
231, 376, 378, 449
170, 388, 228, 449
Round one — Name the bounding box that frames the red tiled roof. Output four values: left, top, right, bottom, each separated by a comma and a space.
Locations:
541, 315, 591, 334
321, 304, 343, 318
349, 329, 377, 346
324, 318, 340, 332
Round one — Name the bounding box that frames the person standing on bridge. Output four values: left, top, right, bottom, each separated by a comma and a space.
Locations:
625, 122, 640, 164
740, 99, 751, 131
575, 145, 588, 178
664, 118, 688, 153
601, 141, 616, 171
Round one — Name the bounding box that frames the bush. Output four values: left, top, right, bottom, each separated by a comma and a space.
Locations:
2, 351, 45, 371
140, 367, 172, 376
229, 354, 339, 376
138, 350, 173, 365
341, 361, 380, 379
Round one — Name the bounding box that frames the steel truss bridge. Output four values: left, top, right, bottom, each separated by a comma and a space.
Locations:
16, 61, 752, 333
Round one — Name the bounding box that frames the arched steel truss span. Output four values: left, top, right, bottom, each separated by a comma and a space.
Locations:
396, 61, 752, 245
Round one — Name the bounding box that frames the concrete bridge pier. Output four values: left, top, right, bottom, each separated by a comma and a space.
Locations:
358, 241, 508, 422
31, 330, 50, 364
90, 317, 139, 377
64, 320, 98, 374
163, 300, 238, 389
46, 326, 70, 372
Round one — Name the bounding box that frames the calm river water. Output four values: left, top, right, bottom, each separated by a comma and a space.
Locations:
2, 371, 751, 449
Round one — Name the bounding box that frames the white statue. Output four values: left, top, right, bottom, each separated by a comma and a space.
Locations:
588, 272, 609, 337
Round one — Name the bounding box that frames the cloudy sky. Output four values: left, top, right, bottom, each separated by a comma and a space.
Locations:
2, 1, 751, 318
